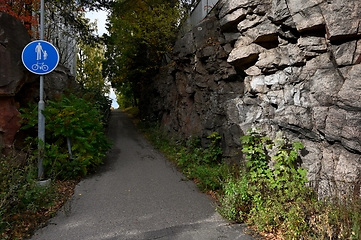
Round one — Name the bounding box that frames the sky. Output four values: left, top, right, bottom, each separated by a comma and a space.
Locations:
85, 10, 119, 109
85, 10, 108, 36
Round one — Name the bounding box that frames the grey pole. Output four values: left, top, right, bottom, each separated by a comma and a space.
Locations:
38, 0, 45, 180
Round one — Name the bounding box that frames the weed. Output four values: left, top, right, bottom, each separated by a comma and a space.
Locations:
140, 126, 226, 193
0, 150, 61, 239
218, 130, 317, 239
137, 124, 361, 240
21, 93, 112, 179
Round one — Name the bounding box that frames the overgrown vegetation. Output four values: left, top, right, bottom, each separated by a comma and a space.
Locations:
134, 120, 361, 240
21, 93, 112, 179
0, 92, 111, 239
0, 150, 76, 239
219, 131, 313, 238
104, 0, 190, 110
134, 116, 229, 193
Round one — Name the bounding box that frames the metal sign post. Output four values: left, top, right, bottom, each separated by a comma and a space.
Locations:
21, 0, 59, 180
38, 0, 45, 180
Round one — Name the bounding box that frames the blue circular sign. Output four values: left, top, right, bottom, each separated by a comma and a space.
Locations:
21, 40, 59, 75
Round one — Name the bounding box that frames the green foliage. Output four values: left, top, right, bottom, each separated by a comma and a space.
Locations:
140, 125, 227, 192
0, 153, 58, 238
218, 174, 250, 222
104, 0, 185, 109
217, 130, 361, 239
242, 131, 308, 202
178, 132, 222, 167
21, 93, 111, 179
218, 130, 314, 239
77, 42, 108, 93
173, 132, 228, 191
83, 89, 112, 125
188, 163, 229, 192
76, 41, 112, 124
116, 81, 137, 109
136, 122, 361, 239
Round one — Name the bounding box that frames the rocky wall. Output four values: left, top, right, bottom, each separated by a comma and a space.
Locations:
145, 0, 361, 194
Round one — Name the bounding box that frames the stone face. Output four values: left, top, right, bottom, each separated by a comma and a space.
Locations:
291, 6, 325, 32
309, 68, 344, 106
320, 0, 361, 40
269, 0, 291, 23
173, 31, 195, 59
298, 36, 327, 58
228, 44, 265, 68
144, 0, 361, 195
332, 41, 357, 66
0, 12, 35, 96
0, 12, 33, 149
243, 18, 279, 43
0, 97, 21, 147
337, 64, 361, 109
219, 8, 248, 29
219, 0, 265, 19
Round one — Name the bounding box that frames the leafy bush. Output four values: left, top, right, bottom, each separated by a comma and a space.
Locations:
81, 89, 112, 126
217, 130, 361, 239
175, 132, 227, 191
0, 152, 58, 239
21, 93, 111, 179
218, 130, 315, 238
140, 126, 226, 192
217, 174, 250, 222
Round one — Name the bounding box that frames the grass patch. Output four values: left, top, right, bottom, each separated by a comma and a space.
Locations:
137, 121, 229, 194
122, 106, 139, 118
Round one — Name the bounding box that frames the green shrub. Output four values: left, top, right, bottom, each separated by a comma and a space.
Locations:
21, 93, 111, 179
218, 174, 250, 222
81, 89, 112, 125
0, 152, 57, 238
218, 130, 315, 238
176, 132, 226, 191
190, 164, 229, 191
140, 126, 226, 192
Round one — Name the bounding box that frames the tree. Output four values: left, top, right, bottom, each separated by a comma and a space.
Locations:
77, 41, 109, 94
103, 0, 184, 108
0, 0, 112, 41
1, 0, 112, 73
43, 0, 113, 69
0, 0, 39, 35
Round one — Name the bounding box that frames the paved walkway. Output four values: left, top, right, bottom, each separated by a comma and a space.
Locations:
30, 110, 254, 240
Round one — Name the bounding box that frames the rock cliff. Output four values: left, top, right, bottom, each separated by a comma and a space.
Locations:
145, 0, 361, 194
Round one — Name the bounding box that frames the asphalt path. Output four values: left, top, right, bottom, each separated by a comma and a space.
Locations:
30, 110, 254, 240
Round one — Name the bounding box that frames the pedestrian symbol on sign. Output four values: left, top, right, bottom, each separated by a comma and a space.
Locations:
22, 40, 59, 75
35, 43, 43, 60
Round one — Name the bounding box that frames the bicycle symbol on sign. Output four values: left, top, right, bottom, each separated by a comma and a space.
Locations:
32, 62, 49, 71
